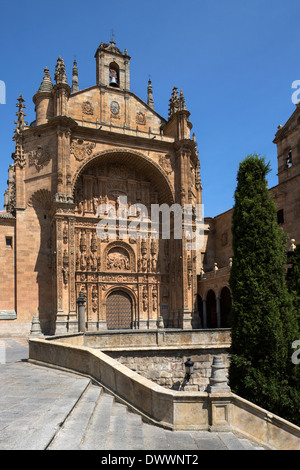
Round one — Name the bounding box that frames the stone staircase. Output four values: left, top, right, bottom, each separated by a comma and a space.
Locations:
47, 383, 265, 451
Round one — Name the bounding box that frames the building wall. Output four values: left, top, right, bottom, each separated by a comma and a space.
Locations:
0, 218, 15, 315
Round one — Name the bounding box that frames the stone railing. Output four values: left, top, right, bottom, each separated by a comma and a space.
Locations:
28, 335, 300, 450
200, 264, 230, 280
83, 328, 231, 350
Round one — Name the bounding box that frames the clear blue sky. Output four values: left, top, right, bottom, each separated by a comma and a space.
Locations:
0, 0, 299, 217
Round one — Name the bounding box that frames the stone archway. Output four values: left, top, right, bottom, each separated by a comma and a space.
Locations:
220, 286, 232, 328
106, 289, 133, 329
206, 290, 217, 328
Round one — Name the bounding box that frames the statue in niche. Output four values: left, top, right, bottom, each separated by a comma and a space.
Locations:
62, 249, 69, 285
93, 197, 98, 215
141, 255, 148, 272
79, 231, 87, 271
92, 286, 98, 313
152, 256, 157, 272
152, 286, 158, 312
142, 287, 148, 312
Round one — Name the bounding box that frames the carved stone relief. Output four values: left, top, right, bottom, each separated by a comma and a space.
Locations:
82, 101, 94, 115
28, 146, 51, 171
70, 139, 96, 162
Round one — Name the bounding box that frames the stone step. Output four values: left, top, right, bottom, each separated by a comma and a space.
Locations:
46, 382, 266, 451
48, 383, 101, 450
104, 402, 129, 450
79, 392, 114, 450
218, 432, 253, 450
126, 410, 145, 450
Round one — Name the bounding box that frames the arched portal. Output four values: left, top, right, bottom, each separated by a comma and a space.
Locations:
106, 290, 133, 329
206, 290, 217, 328
220, 286, 232, 328
70, 149, 176, 331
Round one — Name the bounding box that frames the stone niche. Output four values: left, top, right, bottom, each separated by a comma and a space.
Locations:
106, 349, 229, 392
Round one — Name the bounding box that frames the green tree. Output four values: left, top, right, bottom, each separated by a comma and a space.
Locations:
288, 245, 300, 326
229, 154, 300, 426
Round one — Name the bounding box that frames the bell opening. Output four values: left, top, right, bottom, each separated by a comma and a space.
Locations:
109, 65, 119, 88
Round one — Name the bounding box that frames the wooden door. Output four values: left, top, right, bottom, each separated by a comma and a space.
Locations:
106, 291, 132, 329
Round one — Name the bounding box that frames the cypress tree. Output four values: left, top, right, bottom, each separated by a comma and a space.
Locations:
229, 154, 300, 425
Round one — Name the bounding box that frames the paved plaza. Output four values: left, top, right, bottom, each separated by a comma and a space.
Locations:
0, 337, 264, 451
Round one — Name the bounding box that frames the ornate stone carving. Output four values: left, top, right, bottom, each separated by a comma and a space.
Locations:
110, 100, 120, 115
28, 146, 51, 171
82, 101, 94, 115
91, 285, 98, 313
159, 155, 173, 175
70, 139, 95, 162
136, 112, 146, 125
107, 248, 130, 271
152, 285, 158, 312
142, 287, 148, 311
63, 225, 68, 244
62, 249, 69, 285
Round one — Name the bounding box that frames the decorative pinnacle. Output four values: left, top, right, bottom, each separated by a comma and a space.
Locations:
147, 76, 154, 109
168, 86, 187, 118
13, 94, 28, 138
37, 67, 53, 93
54, 56, 68, 85
72, 59, 79, 94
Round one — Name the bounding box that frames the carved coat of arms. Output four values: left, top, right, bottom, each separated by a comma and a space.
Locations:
70, 139, 96, 161
28, 146, 51, 171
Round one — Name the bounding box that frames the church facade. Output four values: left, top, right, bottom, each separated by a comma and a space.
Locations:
1, 40, 299, 337
0, 40, 202, 335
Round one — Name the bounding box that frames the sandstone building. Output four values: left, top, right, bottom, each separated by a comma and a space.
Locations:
198, 102, 300, 328
0, 40, 202, 335
0, 39, 298, 337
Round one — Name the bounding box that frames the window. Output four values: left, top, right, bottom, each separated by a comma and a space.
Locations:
277, 209, 284, 225
5, 237, 12, 248
109, 62, 119, 88
286, 150, 292, 168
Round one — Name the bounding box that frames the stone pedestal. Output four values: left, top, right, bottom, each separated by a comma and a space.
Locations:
207, 356, 230, 393
29, 316, 43, 337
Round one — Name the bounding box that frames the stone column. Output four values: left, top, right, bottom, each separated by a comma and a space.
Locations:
77, 290, 86, 333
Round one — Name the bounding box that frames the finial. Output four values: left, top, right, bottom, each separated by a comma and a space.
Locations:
110, 28, 116, 45
179, 89, 186, 110
72, 59, 79, 94
37, 67, 53, 93
290, 239, 296, 252
168, 86, 179, 118
13, 94, 28, 137
147, 75, 154, 109
55, 56, 68, 85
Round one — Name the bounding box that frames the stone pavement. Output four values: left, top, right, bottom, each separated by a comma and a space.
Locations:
0, 337, 265, 451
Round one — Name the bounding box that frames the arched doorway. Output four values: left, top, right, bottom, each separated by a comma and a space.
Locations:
220, 286, 232, 328
206, 290, 217, 328
106, 290, 133, 330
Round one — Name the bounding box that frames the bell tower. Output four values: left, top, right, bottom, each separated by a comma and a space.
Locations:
95, 38, 131, 91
